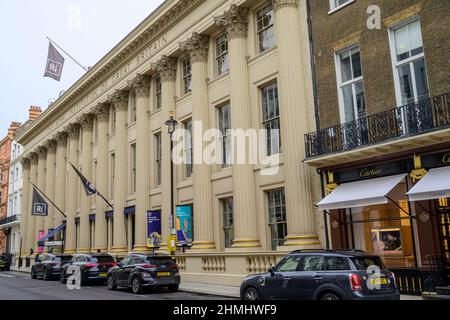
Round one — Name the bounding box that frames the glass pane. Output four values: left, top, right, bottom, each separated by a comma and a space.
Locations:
397, 64, 414, 105
342, 84, 355, 122
413, 58, 429, 101
394, 25, 410, 61
408, 20, 423, 56
340, 50, 352, 82
259, 27, 276, 52
354, 81, 366, 118
351, 48, 362, 78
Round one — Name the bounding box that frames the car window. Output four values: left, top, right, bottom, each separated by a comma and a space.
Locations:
326, 257, 351, 271
147, 257, 175, 266
91, 255, 115, 263
78, 256, 87, 263
275, 256, 302, 272
120, 256, 132, 266
130, 256, 144, 265
0, 256, 6, 262
56, 256, 72, 263
351, 256, 385, 270
298, 256, 325, 271
43, 256, 51, 262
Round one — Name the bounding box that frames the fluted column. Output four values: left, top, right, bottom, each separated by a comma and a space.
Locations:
35, 146, 47, 251
65, 123, 80, 254
27, 153, 38, 254
44, 140, 56, 241
215, 5, 260, 250
78, 114, 94, 253
54, 132, 67, 232
20, 157, 31, 256
129, 75, 151, 252
93, 104, 110, 252
155, 56, 177, 251
180, 33, 215, 251
110, 90, 129, 253
273, 0, 320, 249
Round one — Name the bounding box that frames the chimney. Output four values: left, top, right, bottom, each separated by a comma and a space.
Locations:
29, 106, 42, 121
8, 122, 21, 138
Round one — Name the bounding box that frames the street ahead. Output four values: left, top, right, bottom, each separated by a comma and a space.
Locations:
0, 271, 233, 300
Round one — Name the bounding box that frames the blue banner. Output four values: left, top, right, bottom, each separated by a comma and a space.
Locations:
147, 210, 162, 248
176, 205, 193, 246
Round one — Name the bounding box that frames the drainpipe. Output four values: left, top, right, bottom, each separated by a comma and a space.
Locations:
319, 169, 330, 249
306, 0, 320, 132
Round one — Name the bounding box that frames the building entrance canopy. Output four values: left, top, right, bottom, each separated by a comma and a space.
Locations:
37, 223, 66, 247
407, 166, 450, 201
317, 174, 407, 211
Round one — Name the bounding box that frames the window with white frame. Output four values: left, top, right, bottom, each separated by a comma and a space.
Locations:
329, 0, 353, 11
218, 102, 231, 167
389, 19, 429, 106
267, 188, 287, 250
216, 34, 229, 76
130, 143, 136, 194
111, 107, 116, 135
182, 58, 192, 94
183, 119, 193, 179
336, 46, 366, 123
256, 3, 276, 53
261, 82, 281, 156
154, 75, 162, 110
155, 133, 162, 186
130, 92, 137, 123
222, 197, 234, 249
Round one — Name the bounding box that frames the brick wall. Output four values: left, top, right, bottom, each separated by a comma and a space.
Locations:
310, 0, 450, 129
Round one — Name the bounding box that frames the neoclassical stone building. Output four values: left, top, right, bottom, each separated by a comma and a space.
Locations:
16, 0, 323, 285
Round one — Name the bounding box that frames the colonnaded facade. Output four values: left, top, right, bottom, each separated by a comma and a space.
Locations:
16, 0, 323, 285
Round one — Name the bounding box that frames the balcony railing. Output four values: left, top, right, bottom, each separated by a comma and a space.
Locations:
305, 93, 450, 159
0, 214, 20, 226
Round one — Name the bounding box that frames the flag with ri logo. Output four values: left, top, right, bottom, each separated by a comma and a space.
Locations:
31, 187, 49, 216
44, 42, 65, 81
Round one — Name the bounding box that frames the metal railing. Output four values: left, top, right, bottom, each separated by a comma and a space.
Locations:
0, 214, 20, 226
305, 93, 450, 159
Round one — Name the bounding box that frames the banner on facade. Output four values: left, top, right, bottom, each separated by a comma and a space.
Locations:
31, 186, 48, 216
44, 42, 65, 81
147, 210, 162, 249
37, 230, 45, 254
176, 205, 193, 247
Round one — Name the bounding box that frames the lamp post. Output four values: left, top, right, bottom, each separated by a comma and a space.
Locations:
164, 111, 178, 254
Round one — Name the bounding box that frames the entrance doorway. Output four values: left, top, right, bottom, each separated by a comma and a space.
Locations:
437, 199, 450, 284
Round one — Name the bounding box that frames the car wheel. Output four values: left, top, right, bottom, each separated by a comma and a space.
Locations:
107, 275, 117, 291
243, 287, 261, 301
168, 284, 179, 293
131, 276, 143, 294
320, 293, 341, 301
31, 267, 37, 280
60, 270, 66, 284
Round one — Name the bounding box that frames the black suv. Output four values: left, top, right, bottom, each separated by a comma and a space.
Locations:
0, 255, 10, 271
240, 250, 400, 300
60, 254, 117, 286
107, 253, 180, 294
31, 254, 73, 280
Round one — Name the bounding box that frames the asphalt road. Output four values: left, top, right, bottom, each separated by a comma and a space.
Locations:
0, 271, 232, 300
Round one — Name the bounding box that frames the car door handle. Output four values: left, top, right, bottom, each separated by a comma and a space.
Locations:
284, 278, 292, 281
314, 276, 323, 282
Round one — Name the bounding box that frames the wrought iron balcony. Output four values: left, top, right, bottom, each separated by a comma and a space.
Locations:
305, 93, 450, 159
0, 214, 20, 227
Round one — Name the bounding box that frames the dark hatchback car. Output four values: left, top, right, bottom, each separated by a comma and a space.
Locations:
31, 254, 73, 280
60, 253, 117, 286
240, 250, 400, 301
0, 255, 10, 271
107, 253, 180, 294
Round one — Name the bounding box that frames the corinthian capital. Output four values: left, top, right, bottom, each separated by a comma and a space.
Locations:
20, 157, 31, 169
153, 55, 177, 82
180, 32, 210, 63
79, 114, 95, 130
55, 132, 68, 147
36, 146, 47, 159
273, 0, 299, 11
128, 74, 151, 97
214, 4, 249, 39
66, 123, 80, 140
28, 152, 38, 165
44, 139, 57, 153
109, 90, 129, 111
94, 103, 110, 122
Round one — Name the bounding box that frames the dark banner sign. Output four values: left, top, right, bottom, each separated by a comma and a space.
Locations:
147, 210, 162, 249
422, 150, 450, 169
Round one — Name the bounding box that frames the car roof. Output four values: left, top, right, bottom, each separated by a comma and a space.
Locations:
130, 252, 171, 257
289, 249, 378, 258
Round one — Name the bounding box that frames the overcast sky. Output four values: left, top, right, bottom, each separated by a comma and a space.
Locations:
0, 0, 165, 138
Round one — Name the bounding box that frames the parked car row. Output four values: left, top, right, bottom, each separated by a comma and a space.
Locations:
0, 255, 10, 271
31, 252, 181, 294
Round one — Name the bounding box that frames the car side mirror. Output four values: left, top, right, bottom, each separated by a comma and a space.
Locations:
268, 268, 275, 276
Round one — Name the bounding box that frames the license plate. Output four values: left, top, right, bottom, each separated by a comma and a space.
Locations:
370, 277, 388, 285
157, 272, 171, 277
99, 273, 108, 277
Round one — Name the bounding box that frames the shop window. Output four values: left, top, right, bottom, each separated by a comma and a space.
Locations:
267, 188, 287, 250
256, 3, 276, 53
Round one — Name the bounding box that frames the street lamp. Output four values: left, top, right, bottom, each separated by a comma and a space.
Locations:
164, 111, 178, 254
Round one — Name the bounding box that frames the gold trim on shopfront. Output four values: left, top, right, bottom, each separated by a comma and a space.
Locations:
410, 154, 427, 182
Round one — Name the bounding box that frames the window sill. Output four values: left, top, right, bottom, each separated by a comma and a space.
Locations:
328, 0, 356, 15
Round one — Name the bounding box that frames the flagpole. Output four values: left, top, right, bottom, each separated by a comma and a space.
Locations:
46, 36, 89, 72
30, 182, 67, 219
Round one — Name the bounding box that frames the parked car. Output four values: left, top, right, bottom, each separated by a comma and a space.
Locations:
31, 254, 73, 280
107, 253, 180, 294
240, 249, 400, 301
60, 253, 116, 286
0, 255, 10, 271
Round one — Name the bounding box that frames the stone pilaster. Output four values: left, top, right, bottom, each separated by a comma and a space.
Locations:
43, 140, 56, 242
65, 123, 80, 254
54, 132, 67, 233
93, 104, 110, 252
19, 157, 31, 256
129, 75, 151, 252
273, 0, 320, 249
35, 146, 47, 251
78, 114, 94, 253
215, 5, 260, 250
154, 56, 177, 250
109, 90, 129, 254
27, 152, 38, 254
180, 33, 216, 251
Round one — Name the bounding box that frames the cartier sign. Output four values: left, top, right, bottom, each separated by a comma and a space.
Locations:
360, 168, 382, 178
442, 153, 450, 164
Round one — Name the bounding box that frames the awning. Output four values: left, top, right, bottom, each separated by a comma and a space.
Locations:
317, 174, 407, 211
407, 166, 450, 201
37, 223, 66, 246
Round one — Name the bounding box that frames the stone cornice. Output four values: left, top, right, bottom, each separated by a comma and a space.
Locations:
16, 0, 204, 145
128, 74, 152, 97
273, 0, 299, 11
179, 32, 210, 63
214, 4, 249, 39
153, 55, 178, 82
